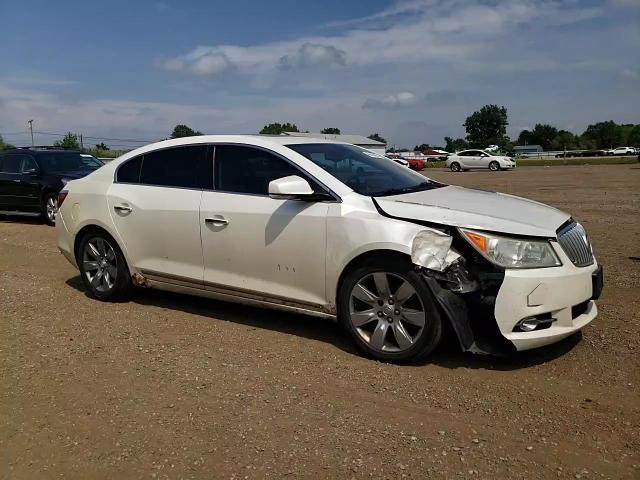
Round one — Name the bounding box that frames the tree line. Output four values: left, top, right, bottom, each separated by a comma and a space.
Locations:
442, 105, 639, 153
5, 113, 635, 155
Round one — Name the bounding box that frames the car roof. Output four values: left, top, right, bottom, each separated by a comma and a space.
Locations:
0, 148, 82, 155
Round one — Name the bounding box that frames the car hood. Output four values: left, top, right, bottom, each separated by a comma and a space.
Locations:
375, 185, 570, 237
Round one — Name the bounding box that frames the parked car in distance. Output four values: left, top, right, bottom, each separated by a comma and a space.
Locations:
407, 158, 426, 171
607, 147, 635, 155
446, 149, 516, 172
485, 144, 499, 152
0, 147, 104, 225
56, 135, 602, 363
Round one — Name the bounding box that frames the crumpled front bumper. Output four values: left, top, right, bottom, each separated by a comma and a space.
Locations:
421, 243, 602, 355
495, 256, 601, 351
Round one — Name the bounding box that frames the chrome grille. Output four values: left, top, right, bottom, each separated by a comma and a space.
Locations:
557, 222, 594, 267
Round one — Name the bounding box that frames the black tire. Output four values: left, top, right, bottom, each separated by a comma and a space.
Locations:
489, 161, 500, 171
41, 192, 57, 226
338, 256, 443, 363
450, 162, 461, 172
78, 231, 133, 302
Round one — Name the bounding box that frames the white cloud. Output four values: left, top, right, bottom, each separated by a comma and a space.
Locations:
157, 0, 607, 77
362, 92, 418, 109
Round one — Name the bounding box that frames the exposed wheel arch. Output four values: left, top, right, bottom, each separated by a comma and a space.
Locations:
336, 249, 412, 308
74, 225, 123, 266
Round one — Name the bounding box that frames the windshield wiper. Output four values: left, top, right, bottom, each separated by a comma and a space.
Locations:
371, 181, 437, 197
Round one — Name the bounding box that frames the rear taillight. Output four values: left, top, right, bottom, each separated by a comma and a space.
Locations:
58, 190, 68, 208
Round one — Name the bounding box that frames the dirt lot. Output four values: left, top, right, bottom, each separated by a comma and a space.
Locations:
1, 164, 639, 479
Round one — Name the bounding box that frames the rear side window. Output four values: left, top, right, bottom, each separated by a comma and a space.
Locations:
139, 145, 206, 189
117, 156, 142, 183
0, 155, 24, 173
214, 145, 300, 195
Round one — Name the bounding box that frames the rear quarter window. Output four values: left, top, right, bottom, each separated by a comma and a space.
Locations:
116, 156, 142, 183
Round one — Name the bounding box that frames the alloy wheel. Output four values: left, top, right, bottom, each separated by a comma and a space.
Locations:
489, 161, 500, 171
349, 272, 426, 353
46, 196, 57, 224
83, 237, 118, 293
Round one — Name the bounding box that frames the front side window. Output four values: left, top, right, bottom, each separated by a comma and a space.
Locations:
214, 145, 301, 195
139, 145, 205, 189
21, 156, 38, 172
286, 143, 442, 196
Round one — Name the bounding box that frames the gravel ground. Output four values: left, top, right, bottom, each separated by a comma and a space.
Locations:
1, 164, 639, 479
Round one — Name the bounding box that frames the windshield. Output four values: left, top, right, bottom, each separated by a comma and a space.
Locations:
38, 153, 103, 173
286, 143, 442, 196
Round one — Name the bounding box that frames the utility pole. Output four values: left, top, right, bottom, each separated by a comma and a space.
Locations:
27, 119, 34, 146
80, 134, 84, 151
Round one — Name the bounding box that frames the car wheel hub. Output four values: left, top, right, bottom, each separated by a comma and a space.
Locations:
349, 272, 426, 353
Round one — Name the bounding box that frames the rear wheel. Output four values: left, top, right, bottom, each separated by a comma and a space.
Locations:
450, 162, 461, 172
489, 161, 500, 171
338, 257, 443, 363
78, 232, 132, 301
41, 192, 57, 226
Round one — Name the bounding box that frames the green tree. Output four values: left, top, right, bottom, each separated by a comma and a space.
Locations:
516, 124, 558, 151
367, 133, 387, 144
626, 124, 640, 147
0, 135, 15, 151
444, 136, 469, 152
582, 121, 623, 149
413, 143, 430, 152
550, 130, 581, 151
259, 122, 300, 135
320, 127, 341, 134
54, 132, 80, 149
95, 142, 110, 151
463, 104, 509, 148
170, 124, 203, 138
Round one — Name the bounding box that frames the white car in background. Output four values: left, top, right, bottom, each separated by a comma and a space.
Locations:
56, 135, 602, 362
446, 149, 516, 172
607, 147, 635, 155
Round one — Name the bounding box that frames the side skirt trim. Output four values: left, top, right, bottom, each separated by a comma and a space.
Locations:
139, 268, 336, 318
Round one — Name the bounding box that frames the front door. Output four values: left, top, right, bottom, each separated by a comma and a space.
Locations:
200, 145, 329, 308
107, 145, 207, 282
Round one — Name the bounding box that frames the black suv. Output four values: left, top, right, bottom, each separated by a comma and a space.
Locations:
0, 147, 104, 226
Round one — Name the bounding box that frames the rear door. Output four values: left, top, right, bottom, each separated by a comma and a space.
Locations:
0, 154, 39, 211
107, 145, 208, 282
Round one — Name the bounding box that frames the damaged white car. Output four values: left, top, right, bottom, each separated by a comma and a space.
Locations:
56, 136, 603, 362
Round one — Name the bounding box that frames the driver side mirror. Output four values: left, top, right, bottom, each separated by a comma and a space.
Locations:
268, 175, 315, 200
23, 167, 40, 176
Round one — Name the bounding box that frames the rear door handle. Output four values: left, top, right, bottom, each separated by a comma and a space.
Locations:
205, 216, 229, 226
114, 204, 133, 213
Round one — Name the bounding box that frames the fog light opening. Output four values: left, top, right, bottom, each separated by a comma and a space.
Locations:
514, 315, 557, 332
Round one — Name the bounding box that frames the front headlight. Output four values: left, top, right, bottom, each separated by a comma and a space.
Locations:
460, 229, 561, 269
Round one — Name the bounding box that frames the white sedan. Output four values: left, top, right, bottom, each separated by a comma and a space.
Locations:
446, 149, 516, 172
56, 135, 601, 362
607, 147, 635, 155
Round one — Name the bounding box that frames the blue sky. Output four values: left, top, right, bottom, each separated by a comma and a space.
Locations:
1, 0, 638, 149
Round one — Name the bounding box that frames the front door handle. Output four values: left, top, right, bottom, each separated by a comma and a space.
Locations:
114, 204, 133, 214
205, 216, 229, 226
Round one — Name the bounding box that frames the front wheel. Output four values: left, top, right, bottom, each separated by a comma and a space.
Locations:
489, 161, 500, 171
338, 257, 443, 363
78, 232, 133, 301
449, 162, 461, 172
